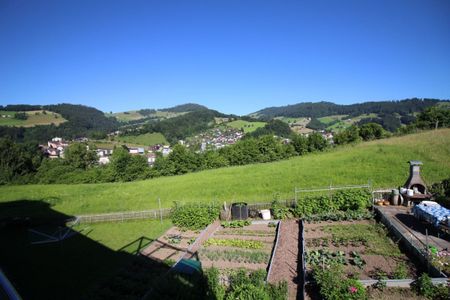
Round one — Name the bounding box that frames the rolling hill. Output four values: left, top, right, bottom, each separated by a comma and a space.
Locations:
251, 98, 447, 119
0, 110, 66, 127
0, 129, 449, 216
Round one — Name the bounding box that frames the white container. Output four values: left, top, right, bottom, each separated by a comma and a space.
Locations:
407, 189, 414, 196
400, 188, 407, 194
261, 209, 271, 220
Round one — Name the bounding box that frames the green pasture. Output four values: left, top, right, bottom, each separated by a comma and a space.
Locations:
0, 129, 449, 216
326, 113, 378, 132
318, 115, 347, 124
109, 110, 145, 122
0, 110, 66, 127
226, 120, 266, 133
116, 132, 168, 146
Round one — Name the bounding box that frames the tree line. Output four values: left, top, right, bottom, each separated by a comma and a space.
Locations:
255, 98, 447, 119
0, 132, 330, 184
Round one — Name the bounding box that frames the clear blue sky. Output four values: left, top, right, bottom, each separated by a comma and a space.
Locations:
1, 0, 449, 115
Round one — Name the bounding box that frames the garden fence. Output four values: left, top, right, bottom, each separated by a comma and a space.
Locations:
75, 208, 171, 224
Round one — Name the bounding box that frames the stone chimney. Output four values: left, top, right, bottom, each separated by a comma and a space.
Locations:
403, 161, 428, 194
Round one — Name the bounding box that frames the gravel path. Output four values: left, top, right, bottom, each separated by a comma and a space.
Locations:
268, 219, 301, 299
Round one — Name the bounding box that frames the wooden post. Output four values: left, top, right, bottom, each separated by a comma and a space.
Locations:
158, 198, 163, 224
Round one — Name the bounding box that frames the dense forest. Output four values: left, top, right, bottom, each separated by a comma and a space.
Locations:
253, 98, 448, 119
0, 104, 119, 143
159, 103, 208, 113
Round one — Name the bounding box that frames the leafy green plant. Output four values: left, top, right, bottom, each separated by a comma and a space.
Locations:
167, 234, 182, 244
351, 251, 366, 269
223, 269, 287, 300
221, 220, 251, 228
271, 200, 291, 219
200, 249, 270, 264
306, 250, 347, 268
205, 267, 225, 300
392, 262, 409, 279
171, 202, 220, 230
412, 273, 435, 299
203, 238, 264, 249
313, 265, 367, 300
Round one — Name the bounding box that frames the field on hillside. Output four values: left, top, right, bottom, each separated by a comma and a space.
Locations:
110, 110, 186, 122
326, 113, 378, 132
226, 120, 266, 133
317, 115, 347, 124
109, 110, 144, 121
0, 129, 449, 215
116, 133, 167, 146
0, 110, 66, 127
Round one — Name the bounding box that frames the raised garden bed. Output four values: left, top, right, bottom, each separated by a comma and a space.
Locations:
198, 221, 278, 272
140, 226, 202, 264
304, 220, 419, 281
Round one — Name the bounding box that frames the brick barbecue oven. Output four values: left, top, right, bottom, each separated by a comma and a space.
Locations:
402, 160, 432, 204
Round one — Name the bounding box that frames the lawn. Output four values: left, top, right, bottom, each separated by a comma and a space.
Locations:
226, 119, 266, 133
74, 219, 172, 252
0, 110, 66, 127
116, 132, 168, 146
0, 129, 449, 216
0, 217, 171, 300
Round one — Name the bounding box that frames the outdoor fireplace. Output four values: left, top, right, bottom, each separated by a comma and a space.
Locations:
402, 160, 432, 204
404, 160, 428, 194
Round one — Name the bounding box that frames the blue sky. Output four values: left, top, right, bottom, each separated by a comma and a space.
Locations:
1, 0, 449, 115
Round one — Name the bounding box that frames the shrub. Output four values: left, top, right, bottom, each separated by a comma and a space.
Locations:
314, 265, 367, 300
333, 189, 372, 211
205, 267, 225, 300
271, 200, 291, 219
392, 262, 409, 279
412, 273, 435, 299
171, 202, 220, 230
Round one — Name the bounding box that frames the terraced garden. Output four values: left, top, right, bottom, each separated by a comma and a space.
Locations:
198, 221, 278, 271
304, 220, 418, 281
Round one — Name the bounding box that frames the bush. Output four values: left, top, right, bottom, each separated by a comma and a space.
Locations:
412, 274, 435, 299
171, 203, 220, 230
314, 265, 367, 300
224, 269, 287, 300
205, 267, 225, 300
333, 189, 372, 211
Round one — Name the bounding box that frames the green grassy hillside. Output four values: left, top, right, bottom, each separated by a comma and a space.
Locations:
0, 110, 66, 127
1, 129, 449, 216
226, 120, 266, 133
116, 132, 167, 145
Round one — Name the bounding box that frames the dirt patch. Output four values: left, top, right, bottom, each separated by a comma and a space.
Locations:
267, 220, 300, 300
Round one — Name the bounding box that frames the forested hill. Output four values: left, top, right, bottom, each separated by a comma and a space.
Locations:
159, 103, 209, 113
0, 104, 118, 143
141, 109, 229, 144
253, 98, 448, 119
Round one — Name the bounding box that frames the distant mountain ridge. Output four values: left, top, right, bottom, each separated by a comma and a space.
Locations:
159, 103, 208, 113
252, 98, 449, 119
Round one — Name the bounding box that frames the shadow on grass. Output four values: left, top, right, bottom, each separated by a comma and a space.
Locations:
0, 200, 207, 300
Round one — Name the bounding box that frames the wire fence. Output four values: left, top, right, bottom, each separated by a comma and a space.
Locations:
75, 209, 171, 224
74, 183, 374, 224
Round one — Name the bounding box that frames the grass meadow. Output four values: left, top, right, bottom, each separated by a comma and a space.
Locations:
0, 110, 66, 127
0, 129, 449, 216
116, 132, 168, 146
226, 119, 266, 133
